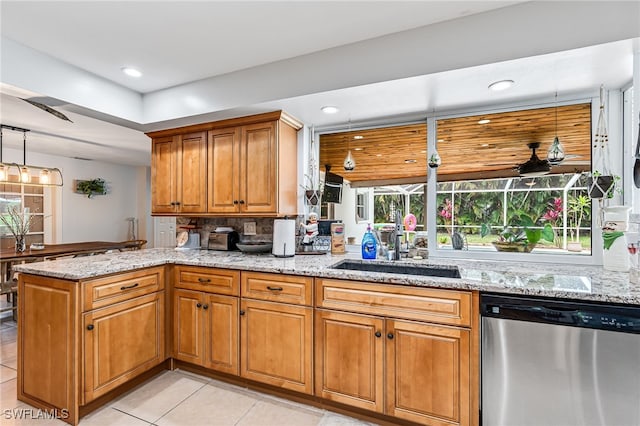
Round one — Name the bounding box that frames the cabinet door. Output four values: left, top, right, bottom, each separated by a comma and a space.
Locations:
178, 131, 207, 213
240, 121, 277, 213
151, 136, 177, 213
386, 319, 470, 426
203, 294, 239, 375
241, 299, 313, 394
84, 292, 165, 402
208, 127, 241, 213
173, 289, 204, 365
315, 310, 385, 413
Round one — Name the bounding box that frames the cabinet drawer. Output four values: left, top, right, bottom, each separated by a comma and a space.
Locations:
175, 266, 240, 295
241, 272, 312, 306
82, 267, 165, 311
316, 278, 472, 327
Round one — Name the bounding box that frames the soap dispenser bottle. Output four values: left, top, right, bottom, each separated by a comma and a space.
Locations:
361, 224, 377, 260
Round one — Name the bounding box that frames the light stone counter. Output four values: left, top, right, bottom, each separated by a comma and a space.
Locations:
12, 247, 638, 305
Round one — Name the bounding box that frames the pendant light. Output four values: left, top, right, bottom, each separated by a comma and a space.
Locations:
343, 120, 355, 171
547, 92, 566, 165
0, 124, 63, 186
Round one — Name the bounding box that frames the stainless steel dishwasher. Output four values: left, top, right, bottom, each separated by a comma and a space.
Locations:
481, 293, 640, 426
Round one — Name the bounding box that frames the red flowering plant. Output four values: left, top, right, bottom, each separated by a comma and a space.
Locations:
541, 197, 563, 247
438, 198, 453, 235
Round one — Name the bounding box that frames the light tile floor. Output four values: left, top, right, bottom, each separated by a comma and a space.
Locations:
0, 316, 377, 426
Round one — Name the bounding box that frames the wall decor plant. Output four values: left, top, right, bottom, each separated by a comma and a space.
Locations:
75, 178, 107, 198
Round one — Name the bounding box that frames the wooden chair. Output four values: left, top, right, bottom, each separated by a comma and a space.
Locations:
0, 281, 18, 321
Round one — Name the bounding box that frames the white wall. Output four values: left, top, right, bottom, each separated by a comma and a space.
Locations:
3, 147, 149, 243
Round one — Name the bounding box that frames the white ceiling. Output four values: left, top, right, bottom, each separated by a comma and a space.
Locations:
0, 1, 638, 167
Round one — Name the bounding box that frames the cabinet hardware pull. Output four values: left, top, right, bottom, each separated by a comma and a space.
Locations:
170, 202, 176, 206
203, 304, 209, 310
198, 278, 211, 283
266, 286, 283, 291
387, 333, 394, 339
239, 200, 245, 204
196, 303, 202, 308
120, 283, 139, 290
175, 201, 181, 205
233, 200, 239, 204
375, 331, 382, 338
87, 324, 94, 331
239, 310, 245, 316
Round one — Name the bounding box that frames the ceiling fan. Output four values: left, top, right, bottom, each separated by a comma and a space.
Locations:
485, 142, 585, 177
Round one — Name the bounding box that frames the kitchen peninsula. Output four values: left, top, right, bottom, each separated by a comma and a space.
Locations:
14, 249, 635, 426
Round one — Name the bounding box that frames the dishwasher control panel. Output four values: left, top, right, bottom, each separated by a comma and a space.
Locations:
482, 294, 640, 334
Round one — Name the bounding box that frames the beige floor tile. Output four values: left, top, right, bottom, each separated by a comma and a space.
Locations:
1, 364, 17, 383
237, 399, 323, 426
1, 378, 19, 408
79, 405, 151, 425
110, 371, 207, 423
318, 412, 379, 426
156, 381, 259, 426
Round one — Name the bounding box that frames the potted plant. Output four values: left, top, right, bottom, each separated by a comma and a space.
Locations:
485, 213, 555, 253
588, 171, 620, 199
567, 194, 590, 252
76, 178, 107, 198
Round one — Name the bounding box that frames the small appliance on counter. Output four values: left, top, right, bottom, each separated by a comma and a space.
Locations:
208, 227, 239, 251
272, 218, 295, 257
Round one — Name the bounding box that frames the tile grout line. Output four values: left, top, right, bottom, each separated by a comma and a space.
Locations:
151, 380, 209, 424
110, 407, 156, 425
232, 400, 259, 426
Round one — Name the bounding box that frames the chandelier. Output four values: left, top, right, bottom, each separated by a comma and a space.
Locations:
0, 124, 63, 186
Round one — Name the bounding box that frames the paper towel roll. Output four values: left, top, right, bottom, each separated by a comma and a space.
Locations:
272, 219, 295, 257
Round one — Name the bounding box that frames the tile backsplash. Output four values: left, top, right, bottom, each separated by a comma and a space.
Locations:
178, 217, 303, 242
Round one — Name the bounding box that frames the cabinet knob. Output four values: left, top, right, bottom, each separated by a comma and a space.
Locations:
387, 333, 394, 339
170, 202, 176, 206
196, 303, 202, 308
198, 278, 211, 283
175, 201, 181, 206
239, 310, 245, 316
266, 286, 283, 291
375, 331, 382, 338
233, 200, 239, 205
203, 304, 209, 310
239, 200, 245, 204
87, 324, 94, 331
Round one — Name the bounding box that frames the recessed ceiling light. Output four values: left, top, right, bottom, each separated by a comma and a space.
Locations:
404, 159, 417, 164
354, 147, 363, 151
420, 150, 427, 154
121, 67, 142, 78
321, 106, 339, 114
437, 139, 444, 143
481, 143, 490, 147
488, 79, 514, 91
376, 154, 382, 157
478, 119, 491, 125
353, 135, 364, 140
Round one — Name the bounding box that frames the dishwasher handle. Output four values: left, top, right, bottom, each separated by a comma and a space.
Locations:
483, 302, 579, 325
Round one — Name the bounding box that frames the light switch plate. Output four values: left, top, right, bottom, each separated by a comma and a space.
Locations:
244, 222, 257, 235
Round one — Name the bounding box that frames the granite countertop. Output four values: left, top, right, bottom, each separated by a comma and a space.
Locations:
12, 248, 639, 305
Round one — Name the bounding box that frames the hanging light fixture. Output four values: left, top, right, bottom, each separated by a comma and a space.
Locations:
0, 124, 63, 186
343, 120, 355, 171
547, 92, 566, 165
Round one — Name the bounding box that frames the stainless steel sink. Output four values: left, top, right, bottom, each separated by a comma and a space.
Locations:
330, 260, 461, 279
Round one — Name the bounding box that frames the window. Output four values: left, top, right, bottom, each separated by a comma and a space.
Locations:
435, 174, 591, 254
355, 189, 370, 223
0, 183, 45, 250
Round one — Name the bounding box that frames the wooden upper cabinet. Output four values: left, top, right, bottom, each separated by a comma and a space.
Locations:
208, 127, 241, 213
151, 136, 177, 213
151, 132, 206, 214
178, 132, 207, 213
148, 111, 302, 216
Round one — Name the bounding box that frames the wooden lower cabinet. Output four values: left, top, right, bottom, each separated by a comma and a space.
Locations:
173, 288, 239, 375
83, 292, 165, 402
315, 310, 385, 412
386, 319, 471, 426
316, 310, 472, 426
240, 299, 313, 394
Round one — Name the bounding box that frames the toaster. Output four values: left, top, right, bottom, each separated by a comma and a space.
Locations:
208, 231, 239, 250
